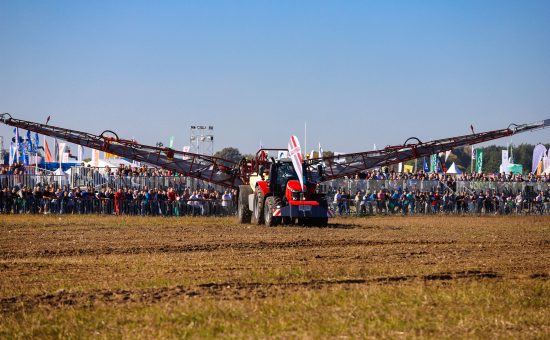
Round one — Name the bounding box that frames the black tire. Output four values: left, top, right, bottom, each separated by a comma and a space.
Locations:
253, 189, 265, 225
264, 196, 279, 227
237, 185, 252, 224
282, 216, 293, 225
317, 217, 329, 227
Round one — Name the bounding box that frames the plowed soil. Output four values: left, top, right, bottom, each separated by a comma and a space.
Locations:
1, 215, 549, 338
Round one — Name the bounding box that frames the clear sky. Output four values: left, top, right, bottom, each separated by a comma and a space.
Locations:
1, 0, 549, 155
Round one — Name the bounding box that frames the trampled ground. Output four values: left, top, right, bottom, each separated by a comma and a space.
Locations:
0, 215, 549, 338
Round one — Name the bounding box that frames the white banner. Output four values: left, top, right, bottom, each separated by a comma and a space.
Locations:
62, 152, 69, 163
500, 149, 510, 173
58, 143, 66, 163
501, 150, 509, 165
532, 144, 547, 173
77, 145, 84, 163
91, 149, 100, 167
288, 135, 304, 190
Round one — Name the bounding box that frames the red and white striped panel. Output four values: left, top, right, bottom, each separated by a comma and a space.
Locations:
327, 209, 335, 218
272, 208, 281, 216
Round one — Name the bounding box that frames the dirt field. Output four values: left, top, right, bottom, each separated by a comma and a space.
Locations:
0, 215, 549, 338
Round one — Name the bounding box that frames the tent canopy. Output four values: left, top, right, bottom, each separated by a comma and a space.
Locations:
446, 162, 462, 174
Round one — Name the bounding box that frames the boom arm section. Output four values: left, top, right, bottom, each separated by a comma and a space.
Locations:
0, 113, 244, 188
308, 119, 550, 182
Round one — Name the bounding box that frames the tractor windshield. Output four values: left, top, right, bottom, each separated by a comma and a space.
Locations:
275, 161, 308, 188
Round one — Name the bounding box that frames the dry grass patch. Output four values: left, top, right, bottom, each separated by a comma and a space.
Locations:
1, 215, 549, 337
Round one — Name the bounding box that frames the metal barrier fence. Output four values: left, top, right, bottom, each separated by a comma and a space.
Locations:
2, 173, 550, 194
0, 196, 236, 217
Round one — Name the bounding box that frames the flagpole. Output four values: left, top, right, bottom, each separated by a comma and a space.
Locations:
304, 121, 307, 158
471, 146, 474, 174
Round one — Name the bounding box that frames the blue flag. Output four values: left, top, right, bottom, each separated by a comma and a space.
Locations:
423, 157, 429, 172
26, 130, 33, 152
34, 132, 40, 149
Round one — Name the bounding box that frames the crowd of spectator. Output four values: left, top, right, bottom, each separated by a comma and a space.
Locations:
0, 185, 237, 217
331, 187, 550, 216
354, 168, 550, 183
2, 164, 550, 217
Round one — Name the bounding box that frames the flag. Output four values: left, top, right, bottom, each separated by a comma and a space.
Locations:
169, 136, 174, 148
309, 150, 315, 160
34, 132, 39, 150
471, 146, 476, 160
22, 142, 29, 165
404, 164, 413, 173
91, 149, 100, 167
532, 144, 547, 174
500, 150, 510, 173
318, 143, 323, 160
398, 162, 403, 173
288, 135, 305, 190
536, 159, 543, 176
373, 144, 377, 151
26, 130, 32, 152
58, 142, 66, 163
14, 128, 20, 162
475, 149, 483, 173
9, 143, 15, 165
445, 150, 451, 162
44, 139, 53, 162
430, 154, 438, 172
77, 145, 84, 163
54, 139, 59, 162
423, 157, 429, 172
440, 158, 447, 173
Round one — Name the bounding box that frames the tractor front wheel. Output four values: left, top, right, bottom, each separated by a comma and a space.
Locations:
264, 196, 279, 227
253, 189, 265, 225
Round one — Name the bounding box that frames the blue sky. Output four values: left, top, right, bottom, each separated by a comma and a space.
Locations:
1, 0, 549, 155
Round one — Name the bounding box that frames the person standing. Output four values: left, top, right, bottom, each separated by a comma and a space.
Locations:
114, 188, 124, 216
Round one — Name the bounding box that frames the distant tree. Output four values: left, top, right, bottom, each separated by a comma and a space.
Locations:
322, 150, 334, 158
214, 147, 243, 163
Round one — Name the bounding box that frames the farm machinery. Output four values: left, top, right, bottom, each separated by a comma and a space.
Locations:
1, 113, 549, 226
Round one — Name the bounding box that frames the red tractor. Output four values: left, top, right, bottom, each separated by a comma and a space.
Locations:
237, 150, 331, 227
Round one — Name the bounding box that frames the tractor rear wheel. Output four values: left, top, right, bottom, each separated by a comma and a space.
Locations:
264, 196, 279, 227
237, 185, 252, 224
253, 189, 265, 225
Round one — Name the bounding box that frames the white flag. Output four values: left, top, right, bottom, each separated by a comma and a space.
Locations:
288, 135, 305, 190
9, 143, 15, 165
58, 143, 66, 163
91, 149, 100, 167
77, 145, 84, 163
445, 150, 451, 162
